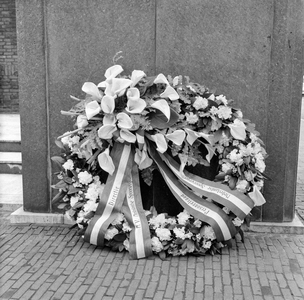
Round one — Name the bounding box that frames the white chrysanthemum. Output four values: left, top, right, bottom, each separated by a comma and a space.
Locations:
216, 95, 228, 105
177, 210, 191, 225
78, 171, 93, 185
203, 240, 212, 249
83, 200, 98, 212
244, 170, 256, 181
70, 196, 79, 207
228, 149, 243, 166
239, 144, 253, 157
219, 132, 230, 147
112, 213, 125, 226
232, 217, 244, 227
201, 226, 216, 240
209, 106, 218, 115
105, 227, 119, 240
155, 228, 171, 241
122, 221, 132, 232
70, 135, 80, 145
193, 96, 208, 110
250, 133, 258, 142
185, 112, 199, 124
254, 180, 264, 190
148, 213, 167, 228
193, 219, 202, 228
221, 162, 234, 173
255, 155, 266, 173
85, 182, 104, 202
236, 179, 248, 193
151, 236, 163, 252
61, 133, 72, 145
173, 227, 186, 239
217, 106, 232, 119
62, 159, 74, 171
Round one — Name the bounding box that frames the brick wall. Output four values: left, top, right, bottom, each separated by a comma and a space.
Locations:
0, 0, 18, 113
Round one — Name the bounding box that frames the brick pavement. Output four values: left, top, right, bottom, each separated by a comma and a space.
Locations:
1, 209, 304, 300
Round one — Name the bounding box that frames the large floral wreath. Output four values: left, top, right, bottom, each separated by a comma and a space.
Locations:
52, 64, 267, 259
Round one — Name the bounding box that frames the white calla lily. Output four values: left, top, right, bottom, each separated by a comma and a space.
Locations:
98, 124, 117, 140
104, 65, 124, 80
228, 119, 246, 141
154, 73, 169, 85
134, 148, 153, 170
98, 148, 115, 175
120, 129, 136, 143
248, 185, 266, 206
152, 133, 168, 153
184, 128, 201, 145
109, 78, 133, 96
116, 112, 133, 129
103, 114, 116, 125
101, 95, 115, 114
130, 70, 146, 87
151, 99, 171, 121
126, 88, 140, 101
76, 115, 89, 129
166, 130, 186, 146
85, 100, 101, 120
126, 88, 146, 114
82, 82, 102, 100
160, 85, 179, 100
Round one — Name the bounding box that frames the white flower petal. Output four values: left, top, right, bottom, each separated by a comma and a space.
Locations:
154, 73, 169, 85
228, 119, 246, 141
104, 65, 124, 80
160, 85, 179, 100
126, 98, 147, 114
184, 128, 201, 145
101, 95, 115, 114
98, 148, 115, 175
120, 129, 136, 143
134, 148, 153, 170
152, 133, 168, 153
248, 185, 266, 206
97, 124, 117, 140
82, 82, 101, 100
76, 115, 89, 129
103, 114, 116, 125
111, 78, 133, 96
130, 70, 146, 87
166, 130, 185, 146
126, 88, 140, 101
85, 100, 101, 120
116, 112, 133, 129
151, 99, 170, 121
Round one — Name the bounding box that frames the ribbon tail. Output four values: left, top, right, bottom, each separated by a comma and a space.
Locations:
147, 141, 236, 242
160, 152, 254, 220
122, 164, 153, 259
84, 143, 134, 246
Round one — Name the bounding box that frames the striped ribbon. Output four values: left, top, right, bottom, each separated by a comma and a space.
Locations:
160, 152, 254, 220
84, 143, 152, 259
147, 142, 237, 242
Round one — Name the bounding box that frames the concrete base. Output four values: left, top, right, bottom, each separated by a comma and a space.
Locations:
243, 214, 304, 234
10, 206, 75, 225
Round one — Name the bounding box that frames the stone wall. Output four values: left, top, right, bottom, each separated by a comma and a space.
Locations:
16, 0, 304, 222
0, 0, 18, 112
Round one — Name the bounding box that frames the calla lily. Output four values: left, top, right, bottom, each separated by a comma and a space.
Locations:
248, 185, 266, 206
203, 143, 216, 162
101, 95, 115, 114
85, 100, 101, 120
152, 133, 168, 153
98, 147, 115, 175
166, 130, 186, 146
82, 82, 102, 100
116, 112, 133, 129
184, 128, 201, 145
103, 114, 116, 125
160, 85, 179, 100
154, 73, 169, 85
105, 77, 133, 97
136, 129, 145, 150
104, 65, 124, 80
76, 115, 89, 129
228, 119, 246, 141
126, 88, 146, 114
120, 129, 136, 143
98, 124, 117, 140
130, 70, 146, 87
151, 99, 171, 121
134, 147, 153, 170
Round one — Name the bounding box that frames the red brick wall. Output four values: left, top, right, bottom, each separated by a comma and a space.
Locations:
0, 0, 18, 112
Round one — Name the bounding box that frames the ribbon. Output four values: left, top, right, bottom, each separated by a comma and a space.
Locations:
147, 141, 237, 242
84, 142, 152, 259
160, 152, 254, 220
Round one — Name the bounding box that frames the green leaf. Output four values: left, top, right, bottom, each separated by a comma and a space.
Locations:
51, 156, 65, 168
67, 185, 80, 195
84, 211, 95, 219
53, 180, 68, 190
158, 251, 167, 260
55, 139, 65, 149
51, 190, 66, 204
113, 233, 127, 242
57, 203, 69, 210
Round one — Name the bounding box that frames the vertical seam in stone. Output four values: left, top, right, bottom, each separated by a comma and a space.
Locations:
42, 0, 52, 213
154, 0, 157, 74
